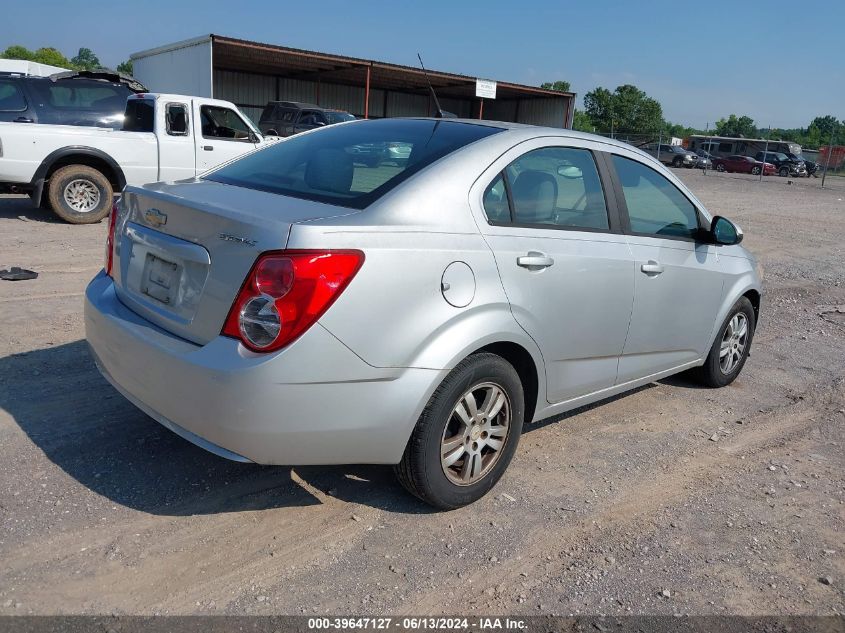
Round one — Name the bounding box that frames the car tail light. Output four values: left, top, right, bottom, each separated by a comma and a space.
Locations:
222, 250, 364, 352
105, 202, 118, 277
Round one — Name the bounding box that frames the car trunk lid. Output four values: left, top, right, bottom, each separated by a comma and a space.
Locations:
112, 179, 356, 345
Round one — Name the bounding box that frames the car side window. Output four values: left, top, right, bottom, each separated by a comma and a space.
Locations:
483, 147, 609, 231
165, 103, 189, 136
612, 154, 700, 239
482, 174, 510, 223
0, 80, 27, 112
200, 105, 251, 141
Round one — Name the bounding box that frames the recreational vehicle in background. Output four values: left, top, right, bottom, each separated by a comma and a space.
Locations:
688, 135, 802, 159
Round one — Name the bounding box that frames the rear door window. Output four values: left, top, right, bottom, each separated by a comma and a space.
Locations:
483, 147, 609, 231
166, 103, 189, 136
0, 80, 27, 112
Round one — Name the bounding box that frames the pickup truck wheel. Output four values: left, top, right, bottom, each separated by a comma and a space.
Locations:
395, 353, 524, 510
47, 165, 113, 224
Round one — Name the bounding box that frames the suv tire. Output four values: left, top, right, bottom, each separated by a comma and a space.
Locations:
395, 353, 525, 509
47, 165, 113, 224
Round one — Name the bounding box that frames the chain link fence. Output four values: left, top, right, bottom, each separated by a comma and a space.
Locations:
583, 128, 845, 190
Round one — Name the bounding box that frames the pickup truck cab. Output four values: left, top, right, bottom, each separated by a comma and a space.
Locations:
0, 93, 267, 223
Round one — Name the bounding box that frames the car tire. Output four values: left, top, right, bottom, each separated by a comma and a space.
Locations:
695, 297, 755, 388
715, 164, 725, 172
47, 165, 113, 224
778, 167, 789, 177
751, 166, 761, 175
672, 157, 683, 168
395, 353, 525, 510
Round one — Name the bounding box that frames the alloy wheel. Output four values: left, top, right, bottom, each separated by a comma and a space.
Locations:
63, 179, 101, 213
440, 382, 511, 486
719, 313, 748, 375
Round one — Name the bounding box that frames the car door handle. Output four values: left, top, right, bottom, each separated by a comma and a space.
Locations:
14, 117, 34, 123
203, 145, 214, 151
641, 261, 664, 275
517, 253, 554, 269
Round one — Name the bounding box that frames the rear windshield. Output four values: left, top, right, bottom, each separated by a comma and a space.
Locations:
205, 118, 502, 209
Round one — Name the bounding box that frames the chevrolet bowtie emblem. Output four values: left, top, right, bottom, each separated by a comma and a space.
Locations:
144, 208, 167, 227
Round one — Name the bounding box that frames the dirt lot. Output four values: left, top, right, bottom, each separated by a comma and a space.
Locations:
0, 171, 843, 616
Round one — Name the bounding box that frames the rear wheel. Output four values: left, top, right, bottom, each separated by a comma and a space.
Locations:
47, 165, 113, 224
695, 297, 755, 388
395, 353, 524, 509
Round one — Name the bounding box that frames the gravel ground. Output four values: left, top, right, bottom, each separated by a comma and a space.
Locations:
0, 170, 843, 616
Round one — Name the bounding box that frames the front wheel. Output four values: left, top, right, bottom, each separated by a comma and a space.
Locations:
716, 163, 726, 172
751, 166, 761, 175
395, 353, 525, 509
778, 167, 790, 177
47, 165, 113, 224
695, 297, 755, 388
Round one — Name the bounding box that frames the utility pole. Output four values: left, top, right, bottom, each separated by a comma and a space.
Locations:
759, 126, 771, 183
821, 127, 835, 189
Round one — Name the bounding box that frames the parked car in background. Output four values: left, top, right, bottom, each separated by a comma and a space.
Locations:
693, 150, 713, 170
754, 151, 806, 177
258, 101, 355, 137
0, 69, 146, 129
786, 152, 818, 177
641, 143, 696, 168
87, 118, 761, 509
712, 155, 776, 175
0, 93, 267, 223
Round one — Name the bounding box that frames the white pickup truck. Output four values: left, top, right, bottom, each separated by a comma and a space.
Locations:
0, 93, 269, 223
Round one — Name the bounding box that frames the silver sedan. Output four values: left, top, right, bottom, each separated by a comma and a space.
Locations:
86, 118, 762, 509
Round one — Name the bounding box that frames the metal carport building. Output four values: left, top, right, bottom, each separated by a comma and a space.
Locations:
131, 35, 575, 128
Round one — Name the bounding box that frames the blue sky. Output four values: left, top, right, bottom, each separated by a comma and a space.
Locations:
3, 0, 843, 129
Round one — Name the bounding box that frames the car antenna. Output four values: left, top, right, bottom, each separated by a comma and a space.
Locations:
417, 53, 456, 119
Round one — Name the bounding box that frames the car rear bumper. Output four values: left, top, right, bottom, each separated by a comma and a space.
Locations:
85, 271, 445, 465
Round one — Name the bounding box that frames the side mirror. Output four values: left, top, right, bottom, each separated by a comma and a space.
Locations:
557, 164, 583, 179
710, 216, 743, 245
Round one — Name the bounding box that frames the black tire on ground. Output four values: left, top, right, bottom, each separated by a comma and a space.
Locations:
751, 166, 761, 175
778, 167, 789, 177
395, 353, 525, 510
716, 164, 726, 172
695, 297, 756, 388
47, 165, 113, 224
672, 157, 683, 167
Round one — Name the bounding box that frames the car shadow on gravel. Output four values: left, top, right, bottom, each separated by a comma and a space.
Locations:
0, 340, 434, 516
0, 194, 60, 223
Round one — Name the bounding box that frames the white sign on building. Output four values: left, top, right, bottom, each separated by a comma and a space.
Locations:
475, 79, 497, 99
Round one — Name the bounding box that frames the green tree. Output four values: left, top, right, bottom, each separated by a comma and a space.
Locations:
572, 108, 594, 132
33, 47, 73, 68
116, 59, 133, 76
714, 114, 757, 138
540, 80, 571, 93
71, 47, 100, 70
0, 45, 35, 61
809, 115, 841, 141
583, 84, 663, 133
